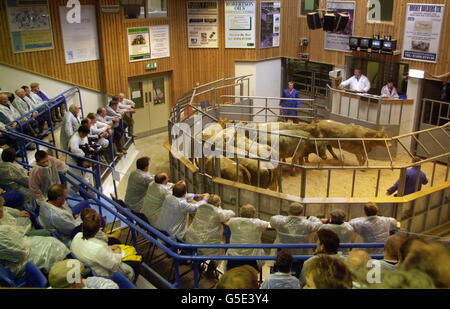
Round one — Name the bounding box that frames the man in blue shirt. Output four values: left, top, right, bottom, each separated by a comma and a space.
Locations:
387, 158, 428, 196
280, 82, 300, 123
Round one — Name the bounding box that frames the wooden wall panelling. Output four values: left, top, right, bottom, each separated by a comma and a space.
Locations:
0, 0, 102, 91
278, 0, 449, 78
2, 0, 448, 109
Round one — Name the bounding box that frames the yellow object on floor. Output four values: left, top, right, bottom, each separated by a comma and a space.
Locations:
107, 229, 122, 240
119, 245, 143, 262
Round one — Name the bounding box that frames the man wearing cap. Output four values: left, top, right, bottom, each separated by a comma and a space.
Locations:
48, 259, 119, 289
319, 209, 354, 254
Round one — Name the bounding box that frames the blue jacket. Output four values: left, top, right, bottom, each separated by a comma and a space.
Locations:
280, 88, 300, 116
387, 167, 428, 195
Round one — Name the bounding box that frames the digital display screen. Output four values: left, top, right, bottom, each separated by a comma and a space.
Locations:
360, 39, 370, 48
372, 40, 381, 48
349, 37, 359, 46
383, 41, 392, 49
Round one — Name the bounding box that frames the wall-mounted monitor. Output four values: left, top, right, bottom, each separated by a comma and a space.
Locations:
349, 37, 360, 50
382, 40, 397, 51
359, 38, 372, 50
371, 39, 382, 50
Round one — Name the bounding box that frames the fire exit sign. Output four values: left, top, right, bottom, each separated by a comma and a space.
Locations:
146, 62, 157, 70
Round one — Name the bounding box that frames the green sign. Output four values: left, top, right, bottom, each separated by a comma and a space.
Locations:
146, 62, 157, 70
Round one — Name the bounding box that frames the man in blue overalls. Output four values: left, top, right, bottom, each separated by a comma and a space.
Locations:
280, 81, 300, 123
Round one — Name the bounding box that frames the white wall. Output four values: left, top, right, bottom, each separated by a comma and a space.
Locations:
0, 64, 105, 114
398, 77, 424, 154
235, 62, 256, 97
235, 58, 282, 122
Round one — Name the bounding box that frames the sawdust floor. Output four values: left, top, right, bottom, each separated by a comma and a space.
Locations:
279, 152, 448, 198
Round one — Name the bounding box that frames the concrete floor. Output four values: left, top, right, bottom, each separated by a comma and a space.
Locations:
115, 132, 171, 200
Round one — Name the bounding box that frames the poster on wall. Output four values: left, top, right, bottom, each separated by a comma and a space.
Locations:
402, 4, 445, 63
187, 1, 219, 48
127, 27, 151, 62
260, 2, 281, 48
225, 1, 256, 49
127, 26, 171, 62
324, 1, 355, 52
59, 5, 99, 64
5, 0, 54, 53
149, 25, 171, 59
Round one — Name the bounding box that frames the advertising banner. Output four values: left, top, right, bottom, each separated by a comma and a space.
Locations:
225, 1, 256, 49
260, 2, 281, 48
6, 0, 54, 53
187, 1, 219, 48
402, 3, 445, 63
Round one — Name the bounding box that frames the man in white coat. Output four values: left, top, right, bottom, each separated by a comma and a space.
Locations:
29, 151, 69, 203
349, 202, 398, 255
70, 210, 135, 282
0, 94, 21, 131
60, 104, 81, 151
270, 203, 323, 256
141, 173, 173, 225
339, 69, 371, 93
380, 80, 399, 98
86, 113, 112, 162
38, 184, 85, 244
226, 204, 270, 271
155, 181, 209, 240
67, 125, 94, 186
124, 157, 154, 212
0, 148, 33, 203
319, 209, 354, 254
11, 88, 40, 137
185, 194, 235, 256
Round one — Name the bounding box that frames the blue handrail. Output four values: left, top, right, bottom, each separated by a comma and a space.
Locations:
58, 170, 448, 290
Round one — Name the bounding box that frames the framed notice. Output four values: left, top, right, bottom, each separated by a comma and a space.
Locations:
59, 5, 99, 64
402, 4, 445, 63
260, 2, 281, 49
149, 25, 170, 60
5, 0, 54, 53
187, 1, 219, 48
324, 1, 355, 52
127, 25, 170, 62
127, 27, 151, 62
225, 1, 256, 49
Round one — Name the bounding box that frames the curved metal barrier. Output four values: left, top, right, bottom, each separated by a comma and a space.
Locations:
168, 76, 449, 198
60, 170, 393, 289
2, 127, 447, 289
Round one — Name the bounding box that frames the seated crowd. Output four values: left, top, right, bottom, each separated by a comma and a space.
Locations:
0, 83, 447, 289
121, 157, 450, 289
0, 82, 136, 183
0, 146, 448, 289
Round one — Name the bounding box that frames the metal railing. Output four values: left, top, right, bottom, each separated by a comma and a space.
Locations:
3, 123, 443, 289
169, 78, 450, 199
60, 170, 394, 289
219, 95, 317, 123
421, 98, 450, 127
